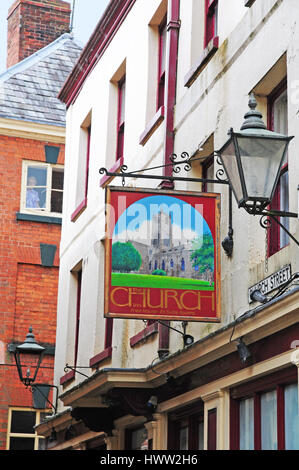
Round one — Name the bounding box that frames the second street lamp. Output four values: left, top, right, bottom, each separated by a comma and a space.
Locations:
14, 326, 45, 387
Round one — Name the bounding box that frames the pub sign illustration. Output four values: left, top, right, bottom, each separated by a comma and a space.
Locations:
105, 187, 221, 322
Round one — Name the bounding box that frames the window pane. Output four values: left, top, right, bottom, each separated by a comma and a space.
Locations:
279, 170, 289, 248
52, 169, 64, 190
11, 410, 36, 434
198, 420, 204, 450
131, 427, 147, 450
179, 426, 188, 450
239, 397, 254, 450
10, 437, 35, 450
285, 383, 299, 450
261, 390, 277, 450
51, 190, 63, 213
26, 167, 47, 209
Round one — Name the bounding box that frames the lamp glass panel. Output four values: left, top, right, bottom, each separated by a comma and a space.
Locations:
237, 136, 287, 201
219, 140, 244, 203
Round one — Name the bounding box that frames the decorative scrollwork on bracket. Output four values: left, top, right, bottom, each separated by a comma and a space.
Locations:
170, 152, 192, 173
215, 154, 228, 182
99, 167, 108, 175
120, 164, 128, 173
260, 215, 272, 230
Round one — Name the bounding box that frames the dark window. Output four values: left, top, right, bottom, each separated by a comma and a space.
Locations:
268, 80, 288, 256
168, 402, 204, 450
11, 410, 35, 434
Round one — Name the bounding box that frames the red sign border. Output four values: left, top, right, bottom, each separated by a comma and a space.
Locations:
104, 186, 221, 323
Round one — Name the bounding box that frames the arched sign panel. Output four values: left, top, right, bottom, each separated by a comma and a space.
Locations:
104, 187, 221, 322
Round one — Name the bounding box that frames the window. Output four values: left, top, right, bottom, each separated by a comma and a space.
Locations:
168, 402, 204, 450
72, 116, 91, 221
116, 77, 126, 160
268, 80, 288, 256
21, 161, 64, 216
230, 370, 299, 450
157, 18, 167, 110
74, 268, 82, 367
205, 0, 218, 48
7, 408, 47, 450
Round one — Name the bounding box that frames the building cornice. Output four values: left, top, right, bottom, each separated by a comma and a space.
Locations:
0, 117, 65, 143
57, 286, 299, 408
58, 0, 136, 107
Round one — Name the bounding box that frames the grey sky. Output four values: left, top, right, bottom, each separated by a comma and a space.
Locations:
0, 0, 110, 73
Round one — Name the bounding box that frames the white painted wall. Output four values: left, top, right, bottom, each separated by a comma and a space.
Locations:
54, 0, 299, 403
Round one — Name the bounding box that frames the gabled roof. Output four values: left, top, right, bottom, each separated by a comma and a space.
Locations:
0, 33, 82, 127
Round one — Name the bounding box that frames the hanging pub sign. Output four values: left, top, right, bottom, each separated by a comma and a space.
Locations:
104, 187, 221, 322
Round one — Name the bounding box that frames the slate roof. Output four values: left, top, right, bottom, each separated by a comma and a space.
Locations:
0, 33, 82, 127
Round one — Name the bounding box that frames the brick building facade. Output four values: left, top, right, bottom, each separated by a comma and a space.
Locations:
0, 0, 81, 450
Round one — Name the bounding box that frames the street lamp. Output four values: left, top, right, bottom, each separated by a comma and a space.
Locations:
14, 327, 45, 387
218, 94, 293, 215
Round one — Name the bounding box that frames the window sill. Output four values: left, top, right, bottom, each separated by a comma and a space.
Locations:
60, 369, 75, 386
71, 197, 87, 222
184, 36, 219, 88
139, 106, 165, 146
130, 322, 158, 348
16, 212, 62, 225
100, 157, 124, 188
89, 346, 112, 368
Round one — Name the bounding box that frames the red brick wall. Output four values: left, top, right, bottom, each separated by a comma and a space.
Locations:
0, 134, 64, 449
7, 0, 71, 69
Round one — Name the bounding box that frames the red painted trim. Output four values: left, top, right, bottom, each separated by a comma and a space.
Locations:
71, 197, 87, 222
207, 408, 217, 450
139, 106, 165, 146
229, 396, 240, 450
74, 269, 82, 366
130, 321, 158, 347
60, 369, 75, 386
85, 126, 91, 198
104, 318, 114, 349
184, 36, 219, 88
204, 0, 218, 48
161, 0, 180, 183
89, 346, 112, 368
277, 385, 285, 450
100, 156, 124, 187
59, 0, 136, 107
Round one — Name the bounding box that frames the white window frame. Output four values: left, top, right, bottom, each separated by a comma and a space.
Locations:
20, 160, 64, 217
6, 407, 47, 450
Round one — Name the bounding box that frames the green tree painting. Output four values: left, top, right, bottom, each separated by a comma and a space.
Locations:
112, 241, 142, 273
190, 233, 214, 274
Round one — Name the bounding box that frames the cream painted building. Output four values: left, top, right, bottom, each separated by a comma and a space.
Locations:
37, 0, 299, 450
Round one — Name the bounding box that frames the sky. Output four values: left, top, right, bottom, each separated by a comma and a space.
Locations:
0, 0, 110, 73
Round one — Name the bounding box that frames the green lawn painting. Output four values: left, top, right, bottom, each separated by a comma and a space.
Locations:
111, 195, 214, 291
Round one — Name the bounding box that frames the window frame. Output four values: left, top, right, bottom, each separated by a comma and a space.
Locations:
230, 368, 298, 450
116, 76, 126, 161
204, 0, 218, 48
6, 407, 47, 450
168, 402, 204, 450
20, 160, 64, 218
157, 17, 167, 111
267, 79, 289, 256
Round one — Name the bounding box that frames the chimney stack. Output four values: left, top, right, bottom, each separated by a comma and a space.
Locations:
7, 0, 72, 69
